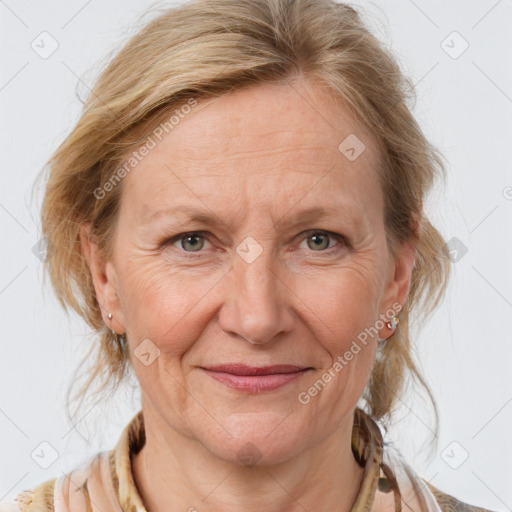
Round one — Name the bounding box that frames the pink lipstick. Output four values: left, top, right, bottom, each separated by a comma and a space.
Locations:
201, 364, 311, 392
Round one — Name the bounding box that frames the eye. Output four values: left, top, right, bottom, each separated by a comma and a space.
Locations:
299, 230, 347, 254
165, 231, 210, 252
161, 229, 348, 256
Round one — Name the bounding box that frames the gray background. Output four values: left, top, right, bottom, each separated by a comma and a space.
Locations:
0, 0, 511, 509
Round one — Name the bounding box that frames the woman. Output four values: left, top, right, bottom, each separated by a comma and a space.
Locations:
0, 0, 498, 511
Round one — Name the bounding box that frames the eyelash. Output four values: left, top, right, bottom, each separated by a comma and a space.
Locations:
160, 230, 348, 257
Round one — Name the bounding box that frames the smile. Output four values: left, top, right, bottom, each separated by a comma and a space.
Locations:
200, 364, 313, 392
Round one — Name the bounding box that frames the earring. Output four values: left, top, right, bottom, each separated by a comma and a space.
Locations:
107, 312, 127, 344
379, 315, 400, 344
386, 316, 399, 331
107, 312, 116, 335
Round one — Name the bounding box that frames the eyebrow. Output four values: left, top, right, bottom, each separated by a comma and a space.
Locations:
142, 205, 227, 228
141, 204, 360, 231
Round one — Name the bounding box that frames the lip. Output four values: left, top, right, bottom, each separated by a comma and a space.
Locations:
201, 364, 312, 392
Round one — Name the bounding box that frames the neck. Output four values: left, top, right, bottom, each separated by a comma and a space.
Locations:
132, 402, 366, 512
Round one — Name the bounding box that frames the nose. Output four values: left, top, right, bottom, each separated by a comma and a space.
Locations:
219, 245, 294, 345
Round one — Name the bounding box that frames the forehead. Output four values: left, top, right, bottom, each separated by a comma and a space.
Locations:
119, 78, 383, 225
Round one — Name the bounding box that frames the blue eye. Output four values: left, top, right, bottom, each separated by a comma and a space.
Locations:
161, 229, 348, 256
166, 232, 210, 252
299, 230, 347, 254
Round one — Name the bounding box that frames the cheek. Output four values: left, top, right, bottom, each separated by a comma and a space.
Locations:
293, 258, 384, 357
117, 255, 222, 357
289, 261, 382, 420
293, 264, 381, 425
116, 257, 221, 424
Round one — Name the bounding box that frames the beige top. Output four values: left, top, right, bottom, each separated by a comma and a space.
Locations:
0, 408, 496, 512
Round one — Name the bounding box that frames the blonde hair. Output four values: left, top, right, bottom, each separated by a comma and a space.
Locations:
38, 0, 449, 463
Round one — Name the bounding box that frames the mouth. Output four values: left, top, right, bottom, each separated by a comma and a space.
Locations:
200, 364, 313, 392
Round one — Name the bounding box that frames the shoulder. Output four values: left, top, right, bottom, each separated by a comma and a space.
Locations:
423, 479, 500, 512
0, 451, 114, 512
0, 477, 57, 511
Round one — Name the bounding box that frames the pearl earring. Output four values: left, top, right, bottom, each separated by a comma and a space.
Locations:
107, 312, 126, 345
107, 312, 116, 335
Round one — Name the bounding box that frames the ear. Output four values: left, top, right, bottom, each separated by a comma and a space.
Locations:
80, 223, 126, 334
378, 215, 420, 326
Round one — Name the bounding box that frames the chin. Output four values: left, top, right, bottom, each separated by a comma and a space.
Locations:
195, 411, 312, 467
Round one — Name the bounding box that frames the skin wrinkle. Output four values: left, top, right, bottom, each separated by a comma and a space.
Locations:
81, 77, 416, 512
171, 140, 342, 161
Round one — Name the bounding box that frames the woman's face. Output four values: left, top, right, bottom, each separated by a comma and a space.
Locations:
85, 77, 415, 465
